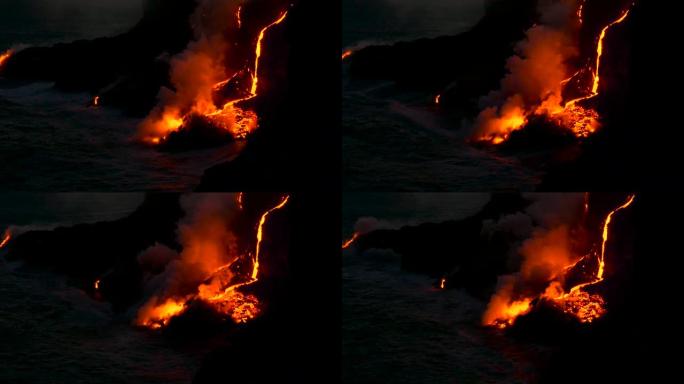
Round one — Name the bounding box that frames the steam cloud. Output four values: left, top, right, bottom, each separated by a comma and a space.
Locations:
481, 193, 585, 322
136, 193, 240, 322
138, 0, 242, 140
472, 0, 580, 140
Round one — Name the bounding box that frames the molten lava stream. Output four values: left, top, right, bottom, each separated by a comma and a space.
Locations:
485, 194, 635, 329
0, 50, 11, 68
137, 195, 290, 329
205, 11, 289, 131
342, 232, 359, 249
144, 10, 289, 145
0, 231, 10, 249
474, 3, 634, 145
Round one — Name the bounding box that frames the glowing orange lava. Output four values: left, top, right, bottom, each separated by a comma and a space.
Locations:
93, 96, 100, 106
342, 50, 352, 60
0, 50, 11, 68
434, 94, 441, 105
564, 6, 632, 108
342, 232, 359, 249
137, 195, 290, 329
144, 10, 289, 144
578, 0, 586, 24
237, 192, 244, 210
439, 277, 447, 289
94, 279, 101, 290
0, 231, 10, 249
475, 3, 633, 144
484, 194, 635, 328
236, 5, 242, 29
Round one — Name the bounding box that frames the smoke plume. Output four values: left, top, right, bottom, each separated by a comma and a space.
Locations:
136, 193, 240, 323
472, 0, 580, 142
138, 0, 241, 141
481, 193, 585, 324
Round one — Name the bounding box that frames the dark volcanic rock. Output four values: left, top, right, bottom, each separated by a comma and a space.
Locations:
197, 1, 337, 191
355, 193, 531, 298
158, 114, 235, 152
0, 0, 197, 116
4, 194, 182, 309
347, 0, 537, 106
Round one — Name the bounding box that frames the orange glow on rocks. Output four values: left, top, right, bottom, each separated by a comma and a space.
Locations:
342, 232, 359, 249
0, 50, 11, 68
136, 194, 290, 329
483, 194, 635, 328
139, 8, 289, 145
236, 5, 243, 29
0, 231, 10, 249
472, 2, 633, 144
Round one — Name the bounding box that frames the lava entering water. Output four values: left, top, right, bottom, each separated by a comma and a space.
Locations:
136, 195, 290, 329
140, 7, 289, 145
483, 194, 635, 329
473, 1, 634, 144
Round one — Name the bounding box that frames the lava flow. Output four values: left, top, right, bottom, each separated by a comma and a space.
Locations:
473, 1, 634, 144
342, 50, 352, 60
484, 194, 635, 329
0, 230, 10, 249
140, 7, 289, 145
342, 232, 359, 249
0, 50, 11, 68
136, 195, 290, 329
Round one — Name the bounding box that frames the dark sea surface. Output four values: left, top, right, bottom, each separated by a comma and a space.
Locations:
342, 194, 548, 383
0, 267, 201, 384
342, 0, 485, 49
0, 0, 143, 51
0, 0, 242, 191
0, 195, 203, 383
342, 79, 541, 191
342, 0, 542, 191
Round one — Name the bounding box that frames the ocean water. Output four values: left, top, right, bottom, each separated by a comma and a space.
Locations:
0, 0, 143, 51
0, 193, 144, 228
0, 83, 243, 191
0, 266, 201, 384
342, 195, 547, 383
342, 79, 541, 191
0, 196, 202, 383
342, 0, 485, 49
0, 0, 242, 191
342, 0, 544, 191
